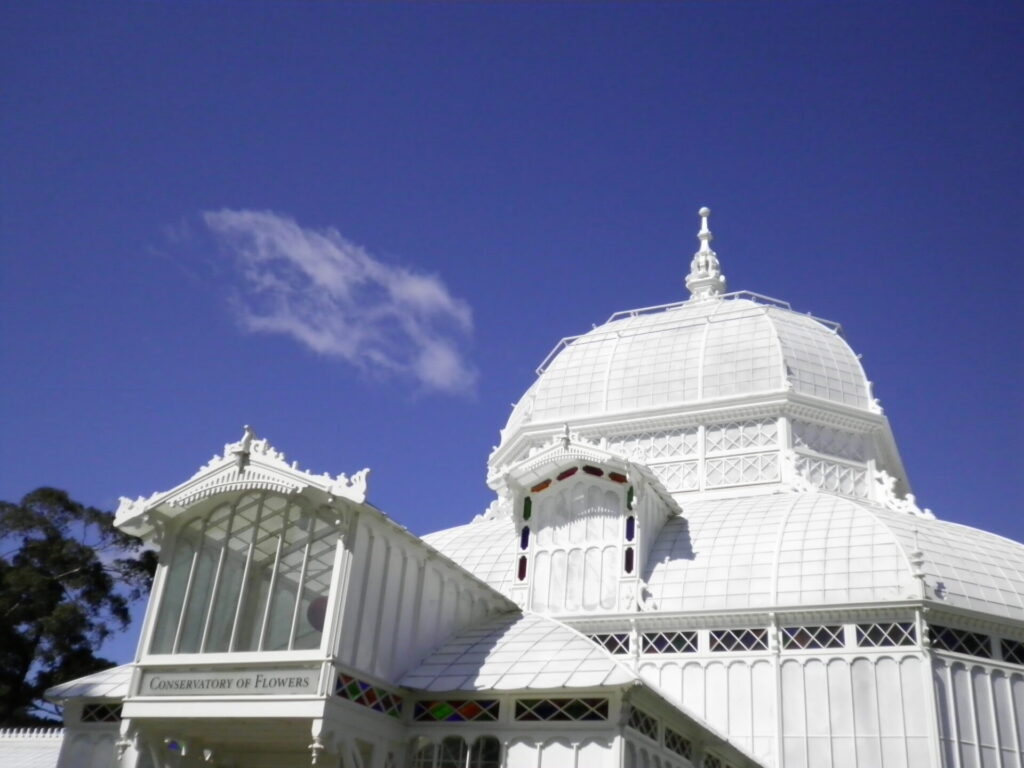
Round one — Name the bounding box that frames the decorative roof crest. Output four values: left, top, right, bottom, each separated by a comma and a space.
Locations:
115, 426, 371, 535
874, 469, 934, 519
686, 206, 727, 301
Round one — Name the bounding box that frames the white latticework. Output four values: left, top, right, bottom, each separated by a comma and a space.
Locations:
650, 461, 700, 492
608, 428, 699, 461
796, 455, 869, 498
706, 419, 778, 453
791, 420, 867, 461
705, 453, 779, 487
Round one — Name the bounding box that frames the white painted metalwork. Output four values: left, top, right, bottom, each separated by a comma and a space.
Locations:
37, 208, 1024, 768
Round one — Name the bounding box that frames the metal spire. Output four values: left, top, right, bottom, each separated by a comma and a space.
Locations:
685, 206, 727, 300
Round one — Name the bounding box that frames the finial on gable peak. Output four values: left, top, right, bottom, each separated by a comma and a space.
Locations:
686, 206, 727, 301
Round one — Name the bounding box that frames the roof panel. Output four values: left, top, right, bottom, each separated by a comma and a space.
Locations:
400, 613, 636, 692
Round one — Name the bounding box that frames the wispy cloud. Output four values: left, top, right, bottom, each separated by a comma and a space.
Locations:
202, 209, 477, 395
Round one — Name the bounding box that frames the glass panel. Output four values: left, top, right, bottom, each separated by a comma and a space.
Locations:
149, 517, 201, 653
204, 494, 260, 652
177, 503, 233, 653
147, 492, 339, 655
437, 737, 467, 768
411, 744, 434, 768
235, 495, 290, 652
293, 516, 336, 650
263, 505, 309, 651
469, 737, 501, 768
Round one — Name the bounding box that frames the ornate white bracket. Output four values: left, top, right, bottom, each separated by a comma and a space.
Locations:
874, 469, 935, 519
327, 468, 370, 505
780, 450, 817, 493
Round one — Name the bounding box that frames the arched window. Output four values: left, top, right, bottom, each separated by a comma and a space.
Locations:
520, 526, 530, 550
436, 737, 467, 768
150, 492, 339, 654
469, 737, 501, 768
411, 741, 435, 768
410, 737, 501, 768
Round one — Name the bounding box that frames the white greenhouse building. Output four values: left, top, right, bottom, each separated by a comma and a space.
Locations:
10, 209, 1024, 768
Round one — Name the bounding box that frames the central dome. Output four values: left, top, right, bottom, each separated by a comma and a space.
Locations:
503, 294, 870, 440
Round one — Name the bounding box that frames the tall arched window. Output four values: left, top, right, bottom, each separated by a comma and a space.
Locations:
469, 737, 501, 768
150, 492, 339, 654
409, 737, 501, 768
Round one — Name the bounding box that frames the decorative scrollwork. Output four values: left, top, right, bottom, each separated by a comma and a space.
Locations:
874, 469, 934, 518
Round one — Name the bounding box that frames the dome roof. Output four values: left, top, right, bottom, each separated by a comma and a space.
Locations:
426, 494, 1024, 622
645, 493, 1024, 620
502, 294, 870, 442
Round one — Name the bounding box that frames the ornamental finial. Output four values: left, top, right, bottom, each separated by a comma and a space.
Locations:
686, 206, 727, 301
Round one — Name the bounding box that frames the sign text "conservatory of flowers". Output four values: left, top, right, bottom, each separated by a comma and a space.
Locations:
139, 667, 319, 696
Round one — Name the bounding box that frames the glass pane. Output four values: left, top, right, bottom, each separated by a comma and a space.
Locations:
469, 737, 501, 768
235, 495, 290, 651
437, 737, 467, 768
293, 516, 337, 650
177, 504, 233, 653
204, 494, 260, 652
149, 517, 201, 653
262, 505, 306, 651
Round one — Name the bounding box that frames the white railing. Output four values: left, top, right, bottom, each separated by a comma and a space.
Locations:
0, 727, 64, 739
535, 291, 844, 374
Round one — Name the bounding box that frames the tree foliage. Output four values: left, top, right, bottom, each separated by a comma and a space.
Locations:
0, 487, 156, 725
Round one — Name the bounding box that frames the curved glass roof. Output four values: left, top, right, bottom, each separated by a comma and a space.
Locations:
423, 516, 517, 594
45, 664, 132, 701
400, 612, 636, 691
645, 494, 1024, 619
427, 494, 1024, 621
502, 296, 868, 442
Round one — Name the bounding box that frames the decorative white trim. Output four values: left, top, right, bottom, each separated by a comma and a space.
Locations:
115, 427, 371, 537
874, 469, 934, 518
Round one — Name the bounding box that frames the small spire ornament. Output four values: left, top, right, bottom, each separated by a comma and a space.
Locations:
686, 206, 727, 300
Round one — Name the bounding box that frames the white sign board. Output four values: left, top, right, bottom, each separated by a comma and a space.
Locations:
139, 667, 318, 696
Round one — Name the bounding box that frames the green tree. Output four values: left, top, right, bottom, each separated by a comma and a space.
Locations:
0, 487, 156, 725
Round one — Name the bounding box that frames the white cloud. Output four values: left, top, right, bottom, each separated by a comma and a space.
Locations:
202, 209, 477, 395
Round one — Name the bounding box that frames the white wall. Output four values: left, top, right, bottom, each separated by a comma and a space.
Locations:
932, 657, 1024, 768
641, 658, 775, 764
334, 512, 510, 683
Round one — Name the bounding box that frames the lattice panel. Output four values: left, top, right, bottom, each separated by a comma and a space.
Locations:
80, 703, 122, 723
792, 421, 867, 461
413, 700, 499, 722
514, 698, 609, 721
703, 756, 724, 768
608, 429, 699, 460
641, 631, 698, 654
664, 728, 693, 759
855, 622, 916, 647
706, 419, 778, 453
627, 707, 659, 741
781, 625, 845, 650
589, 633, 630, 655
795, 455, 869, 498
930, 625, 992, 658
650, 461, 700, 491
1002, 639, 1024, 665
705, 453, 779, 487
709, 628, 768, 652
335, 673, 403, 718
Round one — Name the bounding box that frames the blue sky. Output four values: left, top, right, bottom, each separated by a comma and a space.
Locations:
2, 1, 1022, 663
